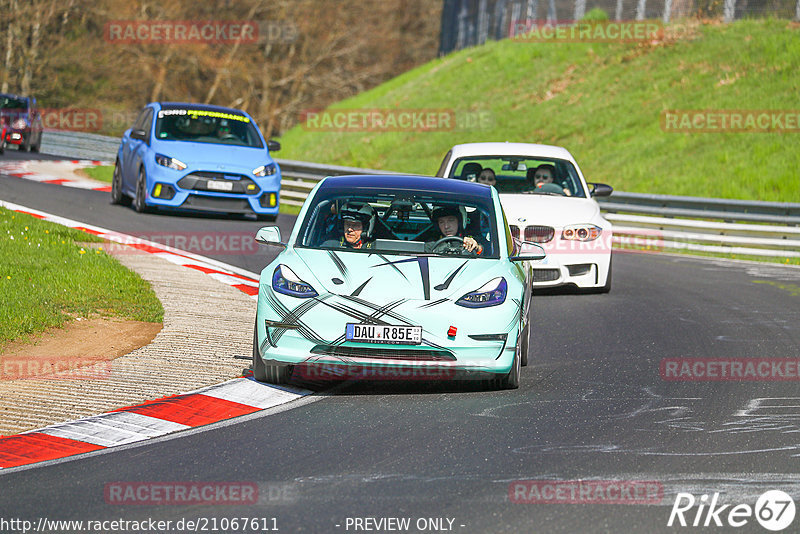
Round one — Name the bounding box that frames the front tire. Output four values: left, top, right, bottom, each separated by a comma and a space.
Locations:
133, 167, 150, 213
18, 134, 29, 151
30, 130, 41, 153
252, 318, 292, 384
111, 160, 131, 206
490, 332, 521, 390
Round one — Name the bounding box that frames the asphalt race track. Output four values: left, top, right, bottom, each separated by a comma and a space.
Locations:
2, 149, 800, 533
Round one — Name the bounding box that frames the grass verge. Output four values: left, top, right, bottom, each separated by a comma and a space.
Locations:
277, 18, 800, 203
0, 207, 164, 345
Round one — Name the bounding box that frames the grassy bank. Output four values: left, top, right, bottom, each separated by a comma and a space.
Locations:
277, 19, 799, 203
0, 207, 163, 344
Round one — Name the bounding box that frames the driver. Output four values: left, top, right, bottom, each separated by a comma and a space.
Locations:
322, 204, 375, 250
530, 164, 571, 196
426, 206, 483, 255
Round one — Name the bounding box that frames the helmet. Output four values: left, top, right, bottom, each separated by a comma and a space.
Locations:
340, 203, 375, 239
431, 205, 467, 231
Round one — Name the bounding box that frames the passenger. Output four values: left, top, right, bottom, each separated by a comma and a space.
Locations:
477, 168, 497, 187
322, 204, 375, 250
427, 206, 483, 255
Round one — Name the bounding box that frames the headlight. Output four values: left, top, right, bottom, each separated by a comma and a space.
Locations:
12, 119, 27, 130
456, 277, 507, 308
561, 224, 602, 241
155, 154, 187, 171
272, 265, 318, 298
253, 163, 277, 177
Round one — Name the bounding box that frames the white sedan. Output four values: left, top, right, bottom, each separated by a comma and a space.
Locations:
436, 142, 613, 292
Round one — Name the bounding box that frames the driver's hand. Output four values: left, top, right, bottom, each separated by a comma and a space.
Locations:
463, 237, 483, 254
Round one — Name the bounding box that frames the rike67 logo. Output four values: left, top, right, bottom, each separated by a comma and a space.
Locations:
668, 490, 796, 531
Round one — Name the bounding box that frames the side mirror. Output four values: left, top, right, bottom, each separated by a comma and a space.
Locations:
130, 129, 147, 141
255, 226, 286, 248
267, 140, 281, 152
588, 182, 613, 197
510, 242, 546, 262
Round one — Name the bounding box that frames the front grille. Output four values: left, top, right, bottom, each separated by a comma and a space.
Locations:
178, 172, 259, 195
524, 225, 555, 243
181, 195, 252, 213
509, 225, 520, 240
311, 344, 456, 361
532, 268, 561, 282
567, 263, 593, 277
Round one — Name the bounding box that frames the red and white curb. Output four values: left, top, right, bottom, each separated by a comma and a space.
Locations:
0, 378, 309, 469
0, 200, 260, 298
0, 201, 305, 470
0, 159, 111, 192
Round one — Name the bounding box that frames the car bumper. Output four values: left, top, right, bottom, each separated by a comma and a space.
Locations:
527, 249, 611, 288
255, 288, 524, 379
144, 164, 280, 216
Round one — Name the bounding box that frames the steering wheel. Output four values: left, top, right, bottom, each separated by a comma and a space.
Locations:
431, 236, 466, 254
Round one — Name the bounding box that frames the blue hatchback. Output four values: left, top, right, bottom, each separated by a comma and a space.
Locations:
112, 102, 281, 219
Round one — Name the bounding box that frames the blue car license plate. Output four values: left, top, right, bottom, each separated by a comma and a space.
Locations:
345, 324, 422, 345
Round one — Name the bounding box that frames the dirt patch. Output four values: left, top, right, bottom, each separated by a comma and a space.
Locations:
0, 317, 162, 381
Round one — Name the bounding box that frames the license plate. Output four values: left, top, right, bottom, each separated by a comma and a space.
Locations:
207, 180, 233, 191
346, 324, 422, 345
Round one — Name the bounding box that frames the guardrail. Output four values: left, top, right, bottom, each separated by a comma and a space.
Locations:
38, 132, 800, 259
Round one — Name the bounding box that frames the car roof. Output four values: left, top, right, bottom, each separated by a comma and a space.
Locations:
449, 142, 575, 162
155, 101, 249, 116
318, 174, 494, 198
0, 93, 28, 102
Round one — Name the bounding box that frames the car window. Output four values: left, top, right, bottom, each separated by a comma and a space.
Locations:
141, 109, 154, 142
155, 108, 264, 148
131, 108, 149, 131
0, 96, 27, 110
295, 186, 500, 258
435, 150, 452, 178
448, 155, 587, 198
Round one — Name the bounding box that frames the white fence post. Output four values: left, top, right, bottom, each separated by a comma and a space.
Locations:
636, 0, 647, 19
663, 0, 673, 22
615, 0, 624, 20
723, 0, 736, 22
574, 0, 587, 21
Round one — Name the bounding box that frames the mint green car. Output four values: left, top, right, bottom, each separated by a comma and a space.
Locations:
253, 175, 545, 389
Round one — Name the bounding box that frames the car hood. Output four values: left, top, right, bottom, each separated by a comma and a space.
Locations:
152, 141, 270, 170
500, 194, 601, 227
289, 248, 505, 302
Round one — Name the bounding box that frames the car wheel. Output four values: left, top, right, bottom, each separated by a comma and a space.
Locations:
0, 135, 5, 155
520, 317, 530, 367
491, 331, 521, 390
133, 167, 150, 213
598, 257, 612, 293
18, 135, 29, 151
31, 131, 41, 153
110, 160, 131, 206
252, 318, 292, 384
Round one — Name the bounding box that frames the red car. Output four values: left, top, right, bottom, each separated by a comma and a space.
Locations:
0, 115, 8, 155
0, 93, 43, 152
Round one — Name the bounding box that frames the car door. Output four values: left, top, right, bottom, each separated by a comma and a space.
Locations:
122, 107, 150, 190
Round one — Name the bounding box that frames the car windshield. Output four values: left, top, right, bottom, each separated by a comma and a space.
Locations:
448, 156, 586, 198
0, 96, 26, 110
295, 186, 500, 258
154, 108, 264, 148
